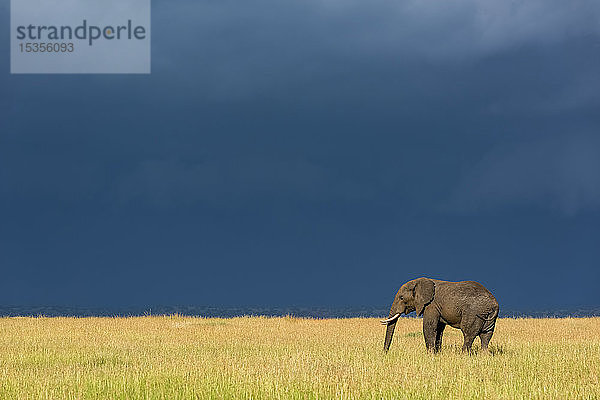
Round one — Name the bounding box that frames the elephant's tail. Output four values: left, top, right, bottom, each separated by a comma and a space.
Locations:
477, 307, 499, 333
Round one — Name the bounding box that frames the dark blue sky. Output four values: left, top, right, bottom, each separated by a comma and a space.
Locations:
1, 0, 599, 310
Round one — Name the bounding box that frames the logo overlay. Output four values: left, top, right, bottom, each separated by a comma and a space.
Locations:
11, 0, 150, 74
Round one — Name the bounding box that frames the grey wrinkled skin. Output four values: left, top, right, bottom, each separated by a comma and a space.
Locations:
383, 278, 499, 354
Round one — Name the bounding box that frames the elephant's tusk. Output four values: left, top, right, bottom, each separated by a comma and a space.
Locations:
380, 313, 400, 325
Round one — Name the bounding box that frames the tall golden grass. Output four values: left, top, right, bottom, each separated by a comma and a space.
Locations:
0, 316, 598, 399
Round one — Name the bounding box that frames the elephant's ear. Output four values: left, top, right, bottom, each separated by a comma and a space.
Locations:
414, 278, 435, 316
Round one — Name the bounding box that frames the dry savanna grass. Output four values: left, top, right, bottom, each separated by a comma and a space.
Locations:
0, 316, 598, 399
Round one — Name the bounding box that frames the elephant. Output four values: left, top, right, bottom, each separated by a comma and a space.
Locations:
381, 277, 499, 353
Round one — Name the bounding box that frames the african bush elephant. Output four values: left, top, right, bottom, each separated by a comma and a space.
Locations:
381, 277, 499, 353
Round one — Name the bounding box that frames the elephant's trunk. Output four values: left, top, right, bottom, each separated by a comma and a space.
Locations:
383, 320, 397, 352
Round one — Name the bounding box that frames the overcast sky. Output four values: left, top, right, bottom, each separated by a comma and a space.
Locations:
1, 0, 599, 310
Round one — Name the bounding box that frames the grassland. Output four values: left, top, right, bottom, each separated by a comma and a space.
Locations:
0, 316, 598, 399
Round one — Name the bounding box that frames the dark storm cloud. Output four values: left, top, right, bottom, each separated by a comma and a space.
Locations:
151, 0, 600, 100
110, 0, 600, 210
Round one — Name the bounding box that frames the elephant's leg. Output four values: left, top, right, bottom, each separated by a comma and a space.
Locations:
435, 322, 445, 352
479, 330, 494, 353
422, 309, 440, 352
461, 331, 477, 353
460, 313, 483, 354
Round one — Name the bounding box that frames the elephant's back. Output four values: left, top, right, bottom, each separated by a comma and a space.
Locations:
458, 280, 496, 296
457, 281, 499, 314
437, 280, 498, 310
